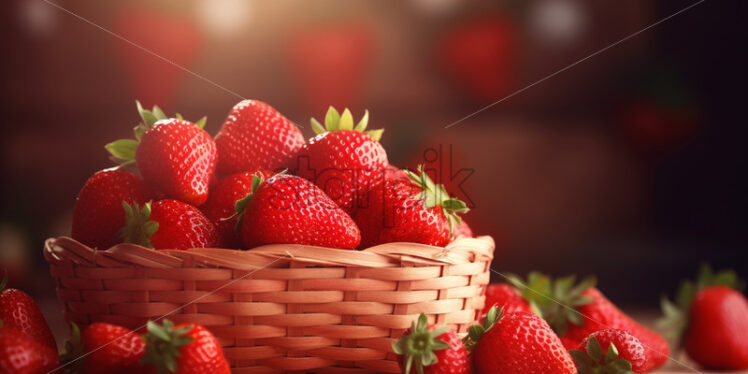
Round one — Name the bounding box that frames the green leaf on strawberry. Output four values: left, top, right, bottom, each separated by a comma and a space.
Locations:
311, 106, 382, 141
569, 337, 636, 374
141, 319, 194, 374
391, 313, 451, 374
463, 305, 502, 351
119, 201, 159, 249
403, 165, 470, 237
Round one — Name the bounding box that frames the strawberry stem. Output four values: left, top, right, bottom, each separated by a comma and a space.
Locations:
391, 314, 451, 374
569, 337, 636, 374
310, 106, 383, 141
141, 320, 194, 374
404, 165, 470, 237
119, 201, 159, 249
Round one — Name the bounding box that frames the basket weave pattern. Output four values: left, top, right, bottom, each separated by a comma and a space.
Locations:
45, 236, 494, 373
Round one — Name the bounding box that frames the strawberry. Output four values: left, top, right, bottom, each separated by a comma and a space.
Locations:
120, 200, 218, 250
452, 218, 473, 240
353, 165, 469, 247
141, 320, 230, 374
296, 106, 388, 214
570, 329, 652, 374
392, 313, 470, 374
659, 265, 748, 370
468, 307, 576, 374
236, 173, 360, 249
214, 100, 305, 175
507, 272, 669, 371
61, 323, 146, 374
201, 170, 271, 248
107, 102, 216, 206
72, 169, 152, 249
0, 274, 56, 350
481, 283, 533, 317
0, 326, 59, 374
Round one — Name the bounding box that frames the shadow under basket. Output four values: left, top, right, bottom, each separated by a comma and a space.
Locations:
44, 236, 495, 373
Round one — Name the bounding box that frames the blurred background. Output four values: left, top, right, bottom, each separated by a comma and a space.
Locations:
0, 0, 745, 345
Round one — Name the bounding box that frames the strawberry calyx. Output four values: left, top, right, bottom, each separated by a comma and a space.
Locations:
657, 264, 744, 342
106, 101, 207, 166
231, 173, 266, 233
403, 165, 470, 237
505, 271, 596, 336
462, 305, 502, 351
569, 337, 636, 374
141, 319, 194, 374
119, 201, 159, 249
391, 313, 451, 374
310, 106, 383, 142
60, 323, 85, 373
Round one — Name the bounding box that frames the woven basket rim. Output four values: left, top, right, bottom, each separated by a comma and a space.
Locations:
45, 236, 495, 270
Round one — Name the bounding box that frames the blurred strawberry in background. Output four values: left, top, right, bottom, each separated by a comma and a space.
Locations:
287, 21, 374, 116
114, 5, 202, 109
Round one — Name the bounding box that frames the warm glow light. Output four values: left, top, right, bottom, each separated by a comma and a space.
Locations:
530, 0, 586, 45
19, 0, 57, 38
196, 0, 251, 38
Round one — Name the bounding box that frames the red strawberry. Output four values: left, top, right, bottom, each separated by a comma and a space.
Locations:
107, 102, 216, 206
142, 320, 230, 374
214, 100, 305, 175
201, 170, 271, 248
469, 307, 576, 374
354, 165, 469, 247
659, 265, 748, 370
570, 329, 652, 374
120, 200, 217, 250
62, 323, 146, 374
452, 219, 473, 240
296, 107, 388, 214
0, 326, 59, 374
237, 173, 360, 249
72, 169, 152, 249
481, 283, 532, 317
392, 313, 470, 374
0, 274, 56, 350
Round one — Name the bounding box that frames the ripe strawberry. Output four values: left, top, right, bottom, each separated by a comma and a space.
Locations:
392, 313, 470, 374
296, 107, 388, 214
72, 169, 152, 249
507, 272, 669, 371
0, 326, 59, 374
452, 219, 473, 240
570, 329, 652, 374
481, 283, 532, 317
659, 265, 748, 370
107, 102, 216, 206
236, 173, 360, 249
120, 200, 217, 250
61, 323, 145, 374
214, 100, 305, 175
468, 307, 576, 374
201, 170, 271, 248
0, 274, 56, 350
141, 320, 230, 374
354, 165, 469, 247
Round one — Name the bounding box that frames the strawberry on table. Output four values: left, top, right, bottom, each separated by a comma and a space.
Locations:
0, 274, 56, 350
481, 283, 533, 317
107, 101, 216, 206
392, 313, 470, 374
201, 170, 271, 248
659, 265, 748, 370
468, 307, 576, 374
236, 173, 361, 249
570, 329, 652, 374
72, 169, 152, 249
297, 106, 388, 214
120, 200, 218, 250
214, 100, 305, 175
354, 165, 469, 247
141, 319, 230, 374
61, 323, 146, 374
0, 326, 59, 374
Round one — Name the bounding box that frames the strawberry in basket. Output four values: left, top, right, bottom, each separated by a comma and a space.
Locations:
354, 165, 469, 247
236, 172, 361, 249
106, 102, 216, 206
120, 200, 218, 250
296, 106, 388, 214
214, 100, 306, 175
201, 170, 272, 248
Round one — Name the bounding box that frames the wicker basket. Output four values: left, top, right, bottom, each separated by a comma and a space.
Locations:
44, 236, 495, 373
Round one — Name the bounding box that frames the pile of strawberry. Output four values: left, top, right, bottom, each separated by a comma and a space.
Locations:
394, 267, 748, 374
71, 100, 470, 251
